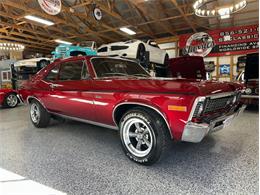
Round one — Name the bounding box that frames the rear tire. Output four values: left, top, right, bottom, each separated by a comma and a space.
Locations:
30, 99, 50, 128
164, 54, 169, 66
3, 93, 18, 108
136, 44, 146, 64
119, 107, 171, 165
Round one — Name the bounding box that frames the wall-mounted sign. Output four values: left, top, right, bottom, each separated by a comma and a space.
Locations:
220, 64, 230, 75
93, 7, 102, 21
179, 24, 259, 57
182, 32, 215, 57
38, 0, 61, 15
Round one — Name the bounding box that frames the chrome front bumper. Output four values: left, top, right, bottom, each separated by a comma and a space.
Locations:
181, 104, 246, 143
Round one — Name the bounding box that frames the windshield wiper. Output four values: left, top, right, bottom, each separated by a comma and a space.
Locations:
102, 72, 129, 76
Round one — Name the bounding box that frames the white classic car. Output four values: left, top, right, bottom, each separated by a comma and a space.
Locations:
97, 39, 169, 65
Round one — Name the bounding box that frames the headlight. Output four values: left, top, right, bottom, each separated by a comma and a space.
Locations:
255, 88, 259, 95
245, 88, 252, 94
197, 103, 204, 116
232, 95, 237, 103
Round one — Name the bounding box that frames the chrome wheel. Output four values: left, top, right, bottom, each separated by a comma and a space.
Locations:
6, 94, 18, 107
30, 103, 40, 124
122, 118, 153, 157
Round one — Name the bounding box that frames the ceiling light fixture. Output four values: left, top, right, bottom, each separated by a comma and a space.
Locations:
24, 15, 54, 26
0, 42, 25, 51
55, 39, 73, 45
193, 0, 247, 19
120, 27, 136, 35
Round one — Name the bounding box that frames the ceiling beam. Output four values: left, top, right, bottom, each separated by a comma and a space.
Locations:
130, 1, 176, 36
94, 1, 156, 38
171, 0, 197, 32
2, 0, 114, 42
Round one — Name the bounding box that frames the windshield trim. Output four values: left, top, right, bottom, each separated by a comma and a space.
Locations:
90, 56, 151, 79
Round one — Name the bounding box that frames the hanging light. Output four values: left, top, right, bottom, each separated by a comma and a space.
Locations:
193, 0, 247, 19
0, 42, 25, 51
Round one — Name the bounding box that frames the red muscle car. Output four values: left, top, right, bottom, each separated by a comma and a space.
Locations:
20, 56, 246, 165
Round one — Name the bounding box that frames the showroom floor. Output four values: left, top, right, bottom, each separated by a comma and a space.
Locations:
0, 105, 258, 195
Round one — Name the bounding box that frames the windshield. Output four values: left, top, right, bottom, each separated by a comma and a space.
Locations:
79, 41, 94, 48
91, 58, 150, 78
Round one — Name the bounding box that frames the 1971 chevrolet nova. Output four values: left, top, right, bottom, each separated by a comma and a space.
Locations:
20, 56, 246, 165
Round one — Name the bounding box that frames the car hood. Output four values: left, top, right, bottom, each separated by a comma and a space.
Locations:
93, 77, 243, 96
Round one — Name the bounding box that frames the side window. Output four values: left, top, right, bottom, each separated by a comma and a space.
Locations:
97, 47, 107, 52
59, 61, 84, 81
45, 66, 59, 81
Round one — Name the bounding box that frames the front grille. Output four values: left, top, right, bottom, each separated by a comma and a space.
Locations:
203, 95, 235, 114
192, 93, 241, 119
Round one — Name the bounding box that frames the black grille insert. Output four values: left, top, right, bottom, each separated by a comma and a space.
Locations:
203, 95, 235, 114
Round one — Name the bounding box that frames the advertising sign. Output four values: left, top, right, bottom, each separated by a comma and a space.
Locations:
179, 24, 259, 57
38, 0, 61, 15
220, 64, 230, 75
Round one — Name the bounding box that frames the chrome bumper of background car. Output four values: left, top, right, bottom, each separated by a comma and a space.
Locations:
181, 104, 246, 143
241, 95, 259, 99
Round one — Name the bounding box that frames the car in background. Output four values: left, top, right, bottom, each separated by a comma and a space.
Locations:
236, 53, 259, 106
20, 56, 245, 165
52, 41, 97, 59
0, 58, 50, 108
97, 39, 169, 66
0, 89, 21, 108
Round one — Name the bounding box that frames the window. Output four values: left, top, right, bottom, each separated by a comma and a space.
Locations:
92, 58, 150, 78
148, 41, 159, 48
1, 70, 11, 82
45, 66, 59, 81
59, 61, 84, 81
97, 47, 107, 52
111, 46, 128, 51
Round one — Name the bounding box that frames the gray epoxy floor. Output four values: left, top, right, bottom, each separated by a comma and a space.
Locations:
0, 105, 258, 195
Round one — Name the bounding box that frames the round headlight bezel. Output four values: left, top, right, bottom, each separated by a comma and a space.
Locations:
245, 88, 252, 94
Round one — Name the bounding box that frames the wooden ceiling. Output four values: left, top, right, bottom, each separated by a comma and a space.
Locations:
0, 0, 258, 54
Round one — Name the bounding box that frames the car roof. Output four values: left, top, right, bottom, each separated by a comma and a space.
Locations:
54, 56, 138, 63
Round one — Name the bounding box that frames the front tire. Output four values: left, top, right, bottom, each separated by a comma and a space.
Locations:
30, 100, 50, 128
136, 44, 146, 64
119, 107, 170, 165
3, 93, 18, 108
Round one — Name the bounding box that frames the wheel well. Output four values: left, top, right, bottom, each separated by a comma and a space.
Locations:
27, 97, 34, 104
70, 51, 86, 56
27, 96, 40, 104
113, 103, 172, 138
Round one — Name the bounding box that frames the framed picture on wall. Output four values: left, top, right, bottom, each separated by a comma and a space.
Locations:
220, 64, 230, 75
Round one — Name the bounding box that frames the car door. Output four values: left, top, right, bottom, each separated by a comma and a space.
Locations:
41, 59, 95, 121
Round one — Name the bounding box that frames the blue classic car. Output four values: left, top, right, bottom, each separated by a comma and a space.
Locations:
52, 41, 97, 59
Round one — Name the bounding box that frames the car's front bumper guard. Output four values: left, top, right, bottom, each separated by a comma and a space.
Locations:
181, 104, 246, 143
